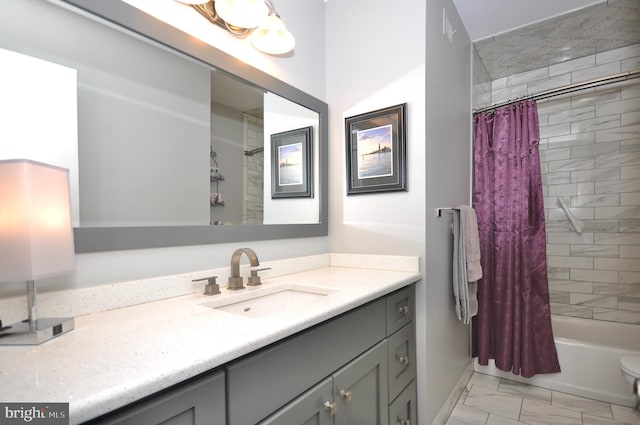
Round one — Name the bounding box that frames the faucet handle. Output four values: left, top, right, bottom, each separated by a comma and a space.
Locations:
192, 275, 221, 295
247, 267, 271, 286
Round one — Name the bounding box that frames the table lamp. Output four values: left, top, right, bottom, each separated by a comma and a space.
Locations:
0, 159, 75, 345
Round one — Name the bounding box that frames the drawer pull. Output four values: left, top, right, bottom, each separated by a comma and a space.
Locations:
398, 419, 411, 425
324, 401, 337, 416
398, 305, 409, 315
339, 389, 352, 402
398, 356, 409, 367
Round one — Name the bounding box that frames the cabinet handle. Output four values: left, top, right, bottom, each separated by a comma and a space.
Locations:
339, 389, 352, 402
398, 419, 411, 425
324, 401, 337, 416
398, 305, 409, 315
398, 355, 409, 367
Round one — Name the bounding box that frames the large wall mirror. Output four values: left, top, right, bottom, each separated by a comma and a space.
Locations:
0, 0, 327, 252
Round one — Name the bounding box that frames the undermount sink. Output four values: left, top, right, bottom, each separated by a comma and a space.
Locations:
201, 285, 334, 318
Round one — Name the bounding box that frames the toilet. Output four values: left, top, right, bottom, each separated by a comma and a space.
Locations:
620, 355, 640, 409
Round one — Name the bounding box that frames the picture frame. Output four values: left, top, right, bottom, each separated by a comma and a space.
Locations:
345, 103, 407, 195
271, 126, 314, 198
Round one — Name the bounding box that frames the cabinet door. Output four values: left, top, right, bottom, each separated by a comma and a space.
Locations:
259, 378, 334, 425
388, 381, 416, 425
227, 298, 386, 425
91, 371, 225, 425
333, 341, 389, 425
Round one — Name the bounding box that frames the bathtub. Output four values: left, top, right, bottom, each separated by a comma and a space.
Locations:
473, 315, 640, 407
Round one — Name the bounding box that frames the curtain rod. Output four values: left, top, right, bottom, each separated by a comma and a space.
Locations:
473, 68, 640, 114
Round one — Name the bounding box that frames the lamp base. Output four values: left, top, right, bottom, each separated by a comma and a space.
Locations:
0, 317, 74, 345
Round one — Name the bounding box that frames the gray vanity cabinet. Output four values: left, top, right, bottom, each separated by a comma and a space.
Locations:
387, 321, 416, 402
259, 378, 334, 425
89, 285, 416, 425
259, 341, 388, 425
254, 285, 416, 425
89, 370, 225, 425
226, 298, 387, 425
388, 381, 417, 425
333, 341, 388, 425
386, 286, 417, 425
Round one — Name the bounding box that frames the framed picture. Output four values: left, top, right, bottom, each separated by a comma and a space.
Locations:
271, 126, 314, 198
345, 103, 407, 195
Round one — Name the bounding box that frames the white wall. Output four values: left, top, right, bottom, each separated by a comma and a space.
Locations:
120, 0, 326, 102
0, 48, 79, 225
263, 93, 320, 224
2, 2, 477, 422
325, 0, 472, 423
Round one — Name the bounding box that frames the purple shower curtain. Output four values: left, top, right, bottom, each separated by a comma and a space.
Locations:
472, 100, 560, 378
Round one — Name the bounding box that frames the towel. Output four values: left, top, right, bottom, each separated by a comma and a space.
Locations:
451, 205, 482, 324
459, 205, 483, 282
451, 209, 467, 322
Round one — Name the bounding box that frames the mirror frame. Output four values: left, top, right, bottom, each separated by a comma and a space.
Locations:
57, 0, 328, 253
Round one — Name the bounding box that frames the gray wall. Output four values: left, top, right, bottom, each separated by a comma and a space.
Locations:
325, 0, 473, 423
425, 0, 474, 422
1, 0, 212, 227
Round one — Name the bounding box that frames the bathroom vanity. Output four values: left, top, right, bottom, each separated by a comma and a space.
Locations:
93, 285, 416, 425
0, 257, 420, 425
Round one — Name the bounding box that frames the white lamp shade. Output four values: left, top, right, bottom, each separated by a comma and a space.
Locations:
250, 14, 295, 55
214, 0, 269, 29
0, 159, 75, 281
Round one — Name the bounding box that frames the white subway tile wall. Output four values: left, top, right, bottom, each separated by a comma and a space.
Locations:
488, 43, 640, 325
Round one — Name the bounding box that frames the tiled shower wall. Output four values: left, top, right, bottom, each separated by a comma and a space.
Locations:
243, 113, 264, 224
486, 43, 640, 324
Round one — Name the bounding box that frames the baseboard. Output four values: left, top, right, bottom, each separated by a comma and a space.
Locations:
431, 362, 474, 425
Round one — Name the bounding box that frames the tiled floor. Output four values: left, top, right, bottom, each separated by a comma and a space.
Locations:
446, 373, 640, 425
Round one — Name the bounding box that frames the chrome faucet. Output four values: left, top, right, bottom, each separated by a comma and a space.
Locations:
228, 248, 261, 290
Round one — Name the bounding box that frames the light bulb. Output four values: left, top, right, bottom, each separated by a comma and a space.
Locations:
250, 14, 295, 55
214, 0, 269, 29
174, 0, 209, 4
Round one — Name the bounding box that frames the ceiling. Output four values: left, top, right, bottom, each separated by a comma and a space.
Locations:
453, 0, 640, 81
452, 0, 603, 42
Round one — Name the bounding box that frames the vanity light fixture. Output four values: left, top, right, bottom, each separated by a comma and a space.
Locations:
0, 159, 75, 345
175, 0, 295, 55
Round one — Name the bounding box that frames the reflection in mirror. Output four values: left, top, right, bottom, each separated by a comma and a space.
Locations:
0, 0, 320, 229
0, 48, 80, 226
0, 0, 327, 252
210, 70, 265, 225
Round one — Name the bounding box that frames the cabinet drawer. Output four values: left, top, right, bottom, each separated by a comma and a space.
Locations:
386, 286, 415, 336
387, 322, 416, 402
259, 377, 333, 425
89, 370, 225, 425
226, 298, 386, 425
388, 380, 417, 425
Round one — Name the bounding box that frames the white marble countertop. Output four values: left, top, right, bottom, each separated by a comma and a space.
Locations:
0, 256, 420, 424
